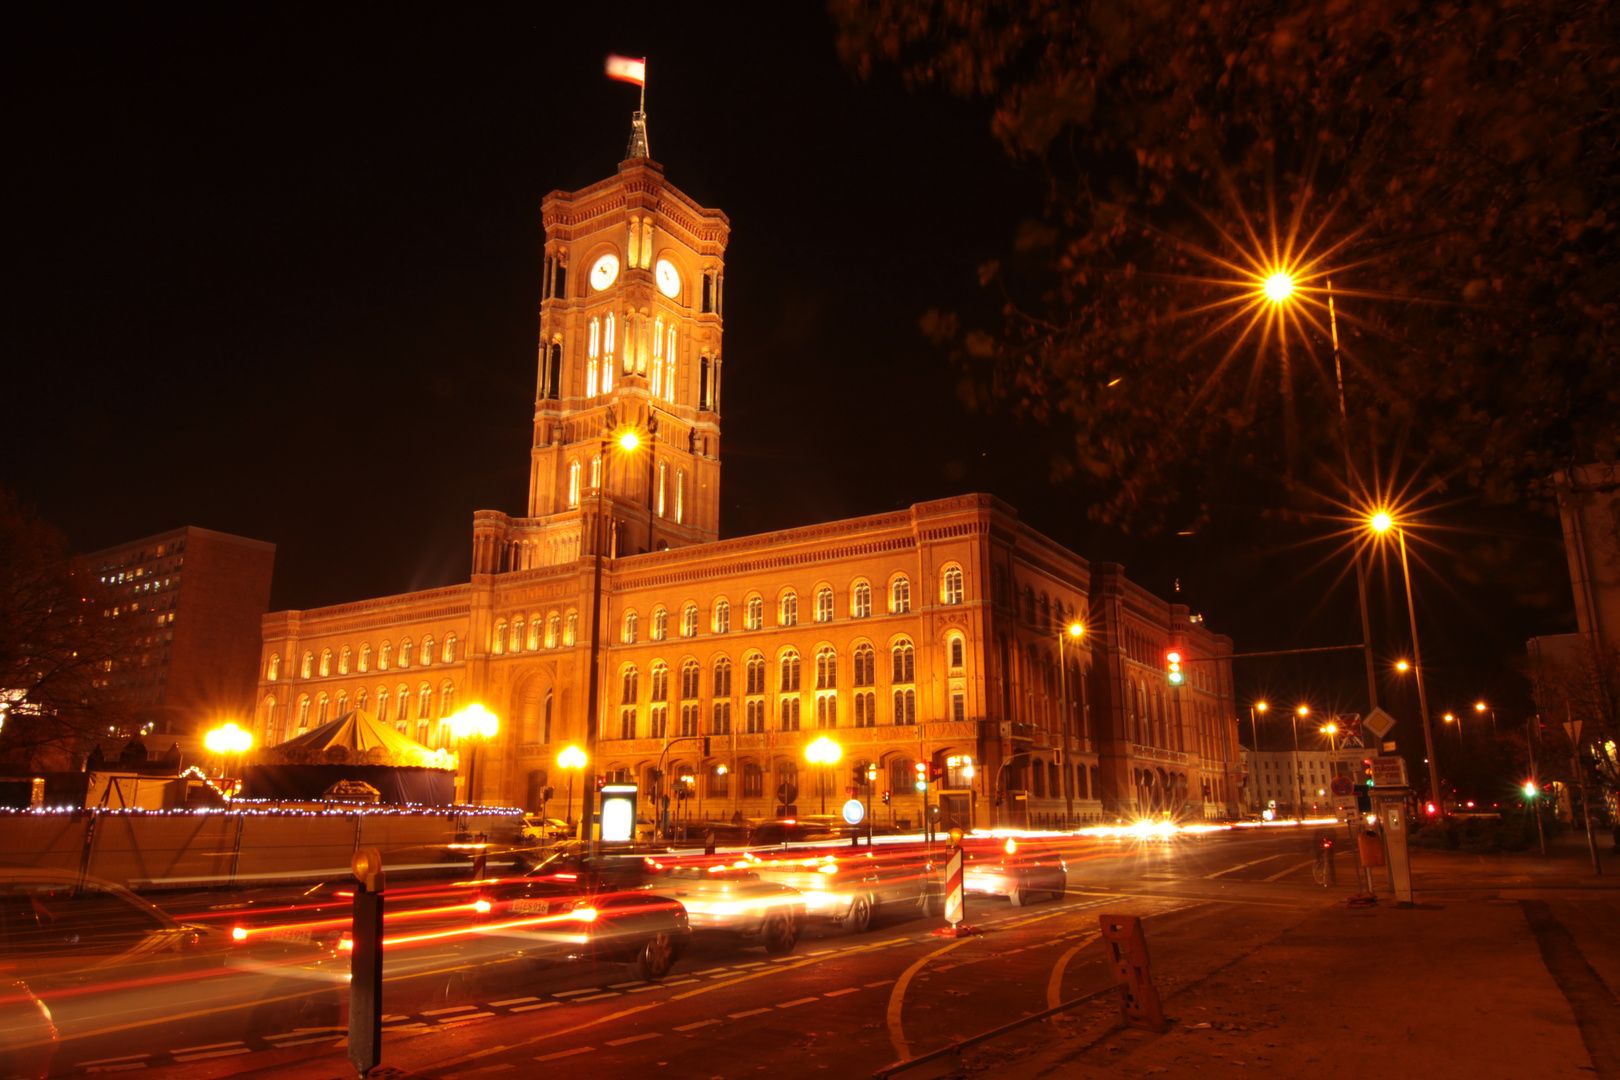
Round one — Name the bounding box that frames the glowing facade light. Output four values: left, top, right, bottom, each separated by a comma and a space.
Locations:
804, 735, 842, 766
450, 703, 499, 740
205, 722, 253, 755
618, 429, 641, 452
1067, 622, 1085, 638
557, 745, 587, 770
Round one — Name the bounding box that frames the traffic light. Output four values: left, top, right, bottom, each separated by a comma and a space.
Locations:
913, 761, 927, 792
882, 790, 891, 806
595, 774, 607, 792
853, 767, 866, 787
1523, 780, 1538, 798
1166, 650, 1184, 686
928, 761, 944, 784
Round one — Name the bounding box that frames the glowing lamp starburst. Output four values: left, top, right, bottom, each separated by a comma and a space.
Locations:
1262, 271, 1295, 304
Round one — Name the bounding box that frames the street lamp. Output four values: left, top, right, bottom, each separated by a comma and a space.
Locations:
557, 744, 587, 830
1369, 509, 1442, 813
1443, 712, 1462, 752
804, 735, 842, 815
1320, 722, 1339, 752
1056, 621, 1085, 822
450, 704, 499, 806
1475, 700, 1498, 738
1248, 701, 1268, 815
1291, 705, 1309, 822
204, 722, 253, 784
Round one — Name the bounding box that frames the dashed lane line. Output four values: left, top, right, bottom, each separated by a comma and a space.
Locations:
605, 1033, 662, 1046
1204, 853, 1291, 879
536, 1047, 593, 1061
511, 1002, 558, 1013
728, 1008, 773, 1018
573, 993, 622, 1003
673, 1019, 720, 1031
824, 987, 861, 997
777, 997, 819, 1008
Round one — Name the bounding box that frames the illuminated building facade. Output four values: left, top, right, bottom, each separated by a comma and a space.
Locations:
87, 526, 276, 736
256, 124, 1242, 826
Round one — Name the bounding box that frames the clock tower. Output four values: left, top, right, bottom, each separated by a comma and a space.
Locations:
520, 116, 728, 564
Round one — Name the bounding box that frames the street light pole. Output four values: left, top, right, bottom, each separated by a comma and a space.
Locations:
1248, 702, 1268, 815
1394, 523, 1443, 813
1057, 621, 1084, 825
1327, 281, 1382, 717
1293, 706, 1307, 823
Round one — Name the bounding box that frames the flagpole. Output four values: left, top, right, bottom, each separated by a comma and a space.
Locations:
639, 58, 646, 113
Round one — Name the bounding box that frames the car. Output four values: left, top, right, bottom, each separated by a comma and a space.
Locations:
519, 817, 575, 843
959, 836, 1068, 906
518, 848, 805, 955
744, 843, 940, 933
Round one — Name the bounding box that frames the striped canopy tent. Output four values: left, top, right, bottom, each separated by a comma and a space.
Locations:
256, 708, 456, 770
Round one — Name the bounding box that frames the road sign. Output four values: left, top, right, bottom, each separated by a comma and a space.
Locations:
841, 798, 865, 825
942, 848, 965, 926
1362, 707, 1398, 739
1330, 775, 1354, 797
1371, 755, 1408, 787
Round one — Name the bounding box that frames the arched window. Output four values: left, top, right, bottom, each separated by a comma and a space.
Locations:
682, 602, 698, 638
564, 610, 578, 646
359, 644, 372, 673
949, 636, 965, 669
297, 695, 311, 728
300, 652, 313, 679
675, 468, 685, 524
509, 619, 524, 653
375, 688, 388, 723
893, 688, 916, 725
316, 693, 329, 724
852, 580, 872, 618
379, 642, 392, 670
260, 695, 277, 738
622, 611, 638, 645
443, 634, 458, 663
746, 595, 764, 630
439, 682, 456, 718
568, 460, 581, 507
745, 653, 766, 695
622, 665, 639, 703
681, 659, 701, 700
942, 565, 964, 605
816, 691, 837, 729
318, 650, 331, 678
891, 576, 911, 614
853, 644, 875, 686
417, 684, 433, 721
892, 640, 915, 684
713, 656, 732, 698
267, 654, 281, 681
526, 618, 539, 650
396, 684, 410, 722
336, 690, 348, 715
650, 662, 669, 702
815, 646, 838, 690
399, 638, 412, 668
780, 695, 801, 731
779, 590, 798, 627
492, 623, 506, 656
815, 586, 834, 623
854, 689, 876, 728
338, 646, 351, 675
652, 606, 668, 641
545, 615, 560, 649
779, 649, 801, 692
713, 598, 730, 634
421, 636, 434, 666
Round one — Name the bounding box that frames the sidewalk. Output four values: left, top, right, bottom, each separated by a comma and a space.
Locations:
974, 833, 1620, 1080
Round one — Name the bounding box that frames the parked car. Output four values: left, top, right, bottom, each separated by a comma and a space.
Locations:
959, 836, 1068, 906
520, 817, 575, 843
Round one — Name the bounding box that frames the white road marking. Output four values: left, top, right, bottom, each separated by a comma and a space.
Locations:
777, 997, 818, 1008
609, 980, 647, 989
662, 978, 699, 987
274, 1035, 349, 1046
1204, 853, 1289, 878
79, 1056, 151, 1066
490, 996, 540, 1007
865, 979, 894, 987
174, 1048, 252, 1062
1264, 859, 1317, 882
732, 961, 765, 969
606, 1033, 662, 1046
554, 987, 606, 997
823, 987, 861, 997
574, 993, 621, 1002
84, 1066, 148, 1074
171, 1042, 244, 1054
440, 1012, 495, 1023
536, 1047, 593, 1061
424, 1005, 477, 1016
511, 1002, 559, 1013
693, 967, 730, 975
674, 1019, 720, 1031
628, 984, 665, 993
770, 956, 799, 962
728, 1007, 772, 1018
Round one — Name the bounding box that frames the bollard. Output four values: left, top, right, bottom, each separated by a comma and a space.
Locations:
349, 847, 385, 1077
1098, 913, 1167, 1032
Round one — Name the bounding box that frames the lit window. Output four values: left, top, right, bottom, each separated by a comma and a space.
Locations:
568, 461, 581, 507
854, 691, 876, 728
745, 653, 766, 695
338, 646, 351, 676
509, 620, 523, 653
623, 611, 638, 645
682, 602, 698, 638
675, 468, 685, 524
621, 665, 639, 703
657, 461, 667, 517
943, 566, 964, 605
892, 640, 915, 683
893, 688, 916, 725
779, 696, 801, 731
652, 606, 668, 641
950, 637, 965, 669
681, 659, 700, 700
359, 644, 372, 673
493, 623, 506, 655
852, 581, 872, 619
439, 683, 456, 717
565, 611, 578, 646
779, 590, 798, 627
442, 634, 457, 663
300, 652, 313, 679
267, 654, 281, 681
545, 615, 560, 649
891, 576, 911, 614
853, 644, 875, 686
815, 586, 834, 623
746, 595, 764, 630
713, 656, 732, 697
651, 662, 669, 702
779, 649, 801, 692
713, 598, 730, 634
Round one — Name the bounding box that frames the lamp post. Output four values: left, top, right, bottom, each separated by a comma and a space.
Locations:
1056, 620, 1085, 823
1248, 701, 1268, 814
1475, 700, 1498, 739
1443, 712, 1462, 752
1292, 705, 1309, 822
450, 704, 499, 806
804, 735, 842, 815
1369, 510, 1443, 814
204, 722, 253, 788
557, 745, 586, 831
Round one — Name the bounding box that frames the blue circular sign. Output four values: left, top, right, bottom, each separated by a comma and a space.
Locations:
842, 798, 865, 825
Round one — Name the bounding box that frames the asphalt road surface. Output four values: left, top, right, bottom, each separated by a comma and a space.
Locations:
43, 823, 1349, 1078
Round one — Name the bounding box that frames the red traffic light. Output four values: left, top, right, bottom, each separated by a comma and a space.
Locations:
914, 762, 927, 775
1166, 650, 1184, 686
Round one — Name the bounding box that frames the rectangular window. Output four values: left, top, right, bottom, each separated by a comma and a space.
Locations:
746, 698, 766, 734
709, 765, 729, 798
743, 763, 763, 798
779, 696, 801, 732
893, 688, 916, 725
619, 707, 637, 740
816, 693, 837, 728
855, 691, 875, 728
650, 704, 668, 739
951, 692, 966, 723
680, 704, 699, 738
712, 701, 732, 735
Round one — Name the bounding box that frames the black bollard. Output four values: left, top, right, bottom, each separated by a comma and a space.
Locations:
349, 847, 385, 1077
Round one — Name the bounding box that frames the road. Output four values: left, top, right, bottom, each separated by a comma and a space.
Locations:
42, 823, 1347, 1078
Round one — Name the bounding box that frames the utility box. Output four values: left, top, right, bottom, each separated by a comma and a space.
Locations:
1373, 789, 1414, 905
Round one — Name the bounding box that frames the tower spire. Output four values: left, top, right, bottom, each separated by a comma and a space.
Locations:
624, 110, 650, 161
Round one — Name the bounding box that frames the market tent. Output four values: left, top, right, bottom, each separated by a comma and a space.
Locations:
256, 709, 455, 770
242, 709, 458, 805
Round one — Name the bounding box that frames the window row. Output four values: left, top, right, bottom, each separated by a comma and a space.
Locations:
266, 680, 458, 735
268, 635, 460, 681
493, 611, 580, 655
614, 638, 956, 703
611, 687, 948, 739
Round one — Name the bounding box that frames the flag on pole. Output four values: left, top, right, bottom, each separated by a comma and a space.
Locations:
606, 55, 646, 86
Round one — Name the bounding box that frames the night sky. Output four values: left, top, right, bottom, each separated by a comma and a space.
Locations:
8, 4, 1578, 756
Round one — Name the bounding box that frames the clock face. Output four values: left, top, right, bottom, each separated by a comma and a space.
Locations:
654, 258, 681, 299
590, 253, 620, 292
